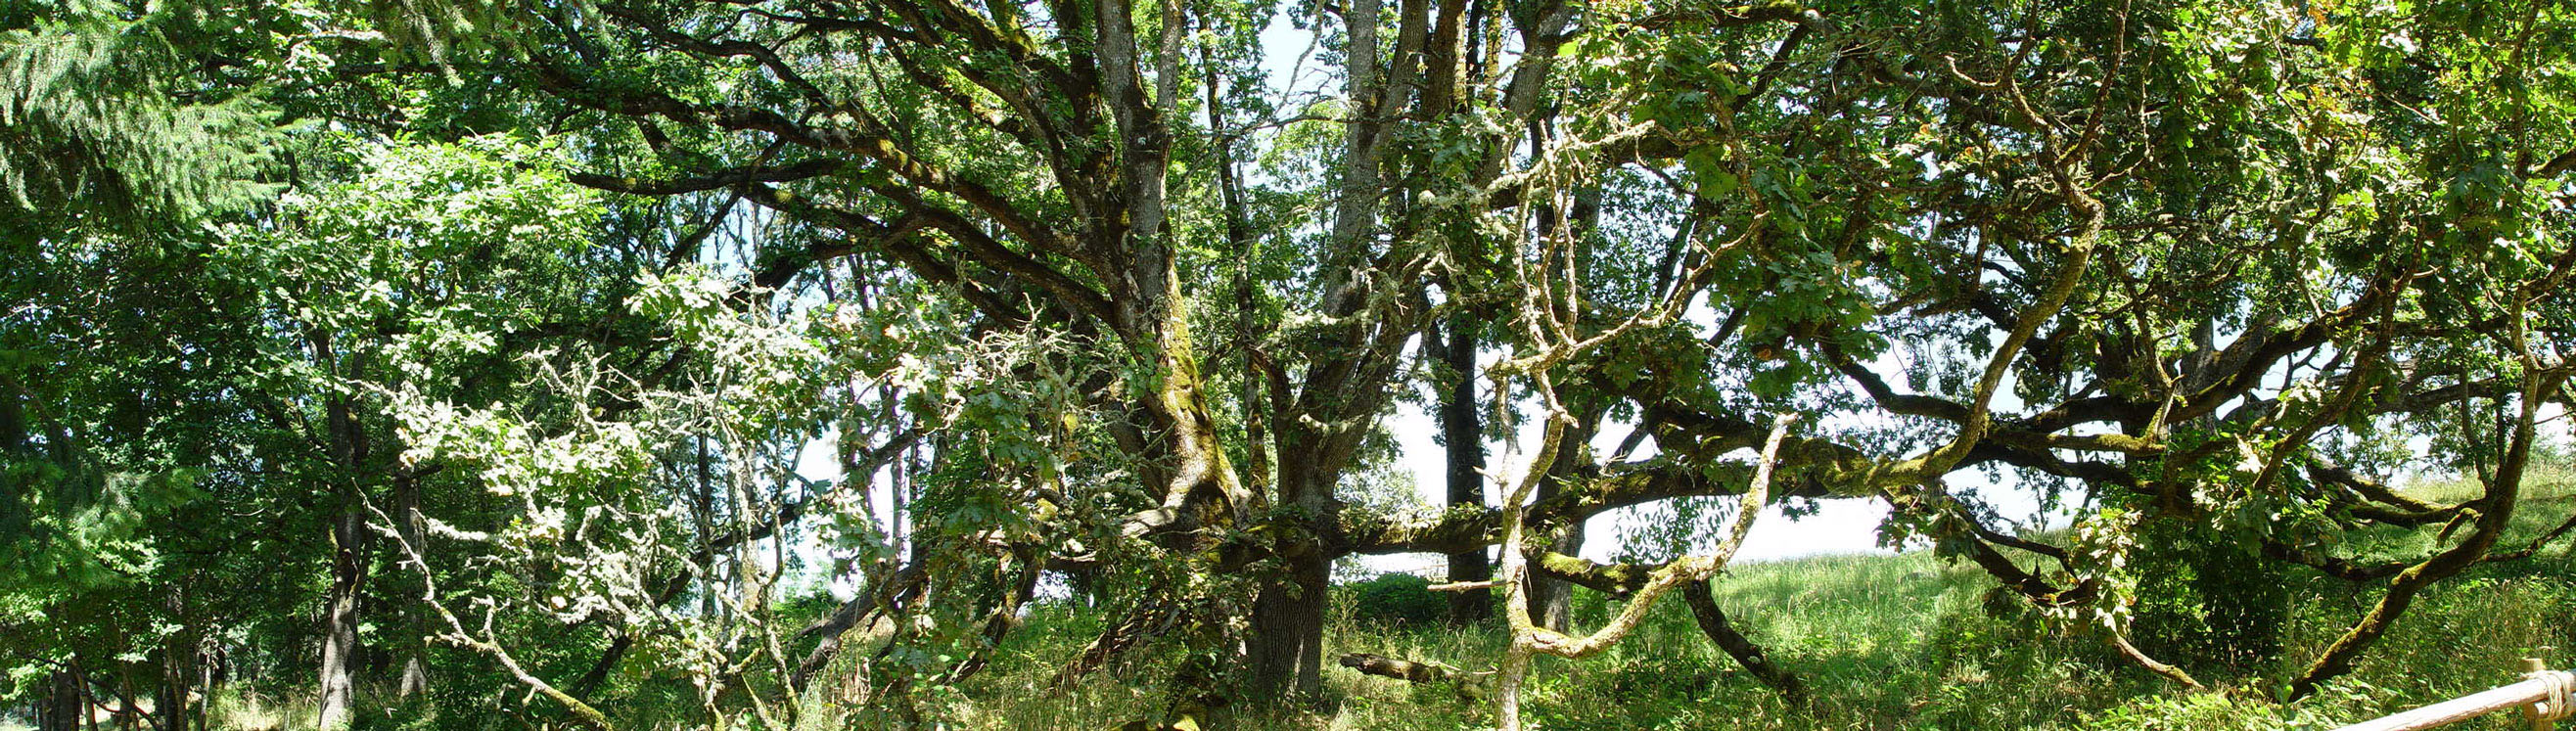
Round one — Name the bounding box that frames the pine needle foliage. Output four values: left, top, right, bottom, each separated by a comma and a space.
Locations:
0, 0, 276, 229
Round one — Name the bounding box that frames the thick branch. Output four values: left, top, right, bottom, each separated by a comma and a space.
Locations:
1681, 580, 1806, 703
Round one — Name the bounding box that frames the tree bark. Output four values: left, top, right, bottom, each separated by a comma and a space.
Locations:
1438, 317, 1492, 624
1247, 549, 1331, 699
38, 665, 78, 731
315, 334, 368, 731
317, 490, 365, 730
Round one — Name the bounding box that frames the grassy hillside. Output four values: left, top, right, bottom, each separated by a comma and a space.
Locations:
924, 466, 2576, 730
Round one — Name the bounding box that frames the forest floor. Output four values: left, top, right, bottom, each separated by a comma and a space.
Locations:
58, 468, 2576, 730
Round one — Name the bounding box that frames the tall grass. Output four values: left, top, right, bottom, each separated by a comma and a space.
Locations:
205, 686, 310, 731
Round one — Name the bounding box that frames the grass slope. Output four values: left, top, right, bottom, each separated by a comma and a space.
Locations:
931, 466, 2576, 730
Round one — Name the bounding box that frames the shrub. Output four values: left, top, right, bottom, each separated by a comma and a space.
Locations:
2129, 518, 2290, 677
1345, 572, 1447, 626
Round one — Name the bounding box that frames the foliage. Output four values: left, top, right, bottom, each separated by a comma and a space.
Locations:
6, 0, 2576, 727
0, 0, 277, 227
1343, 572, 1447, 627
2128, 519, 2292, 677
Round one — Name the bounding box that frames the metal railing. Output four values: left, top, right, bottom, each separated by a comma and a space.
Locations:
2333, 659, 2576, 731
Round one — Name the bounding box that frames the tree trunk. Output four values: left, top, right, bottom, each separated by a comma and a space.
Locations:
160, 588, 196, 731
115, 670, 137, 731
1527, 413, 1597, 632
1438, 317, 1491, 624
1244, 423, 1341, 699
1246, 550, 1331, 699
317, 493, 364, 730
204, 645, 225, 731
316, 391, 367, 731
38, 666, 78, 731
1528, 526, 1581, 631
